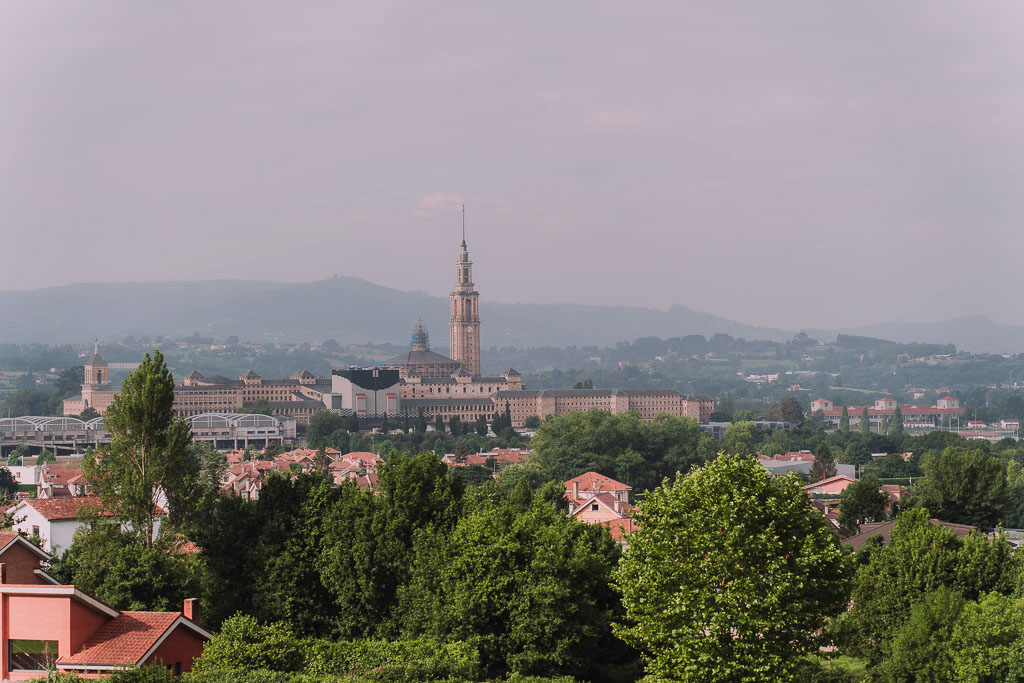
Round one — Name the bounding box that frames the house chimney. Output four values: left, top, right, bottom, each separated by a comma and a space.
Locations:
183, 598, 200, 625
572, 481, 579, 499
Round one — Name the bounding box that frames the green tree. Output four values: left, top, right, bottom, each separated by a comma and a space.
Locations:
398, 480, 629, 679
239, 399, 272, 416
414, 410, 428, 434
313, 447, 332, 475
474, 414, 488, 437
531, 411, 705, 491
916, 448, 1009, 527
614, 454, 851, 681
524, 415, 541, 429
809, 442, 837, 482
860, 406, 872, 436
36, 449, 56, 465
78, 406, 100, 421
434, 414, 445, 433
448, 415, 462, 436
307, 410, 346, 449
7, 444, 29, 467
879, 587, 965, 683
319, 452, 465, 638
839, 405, 850, 433
82, 350, 198, 547
781, 396, 803, 425
573, 379, 594, 390
191, 614, 306, 674
949, 592, 1024, 681
55, 365, 85, 398
889, 405, 904, 437
0, 468, 17, 501
49, 521, 206, 611
841, 508, 1016, 663
723, 420, 757, 457
837, 474, 887, 533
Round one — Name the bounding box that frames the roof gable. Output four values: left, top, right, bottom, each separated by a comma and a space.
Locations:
57, 612, 211, 668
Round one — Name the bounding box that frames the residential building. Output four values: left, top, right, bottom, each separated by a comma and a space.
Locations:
441, 448, 532, 470
10, 497, 163, 554
564, 472, 635, 544
0, 540, 210, 680
802, 475, 857, 496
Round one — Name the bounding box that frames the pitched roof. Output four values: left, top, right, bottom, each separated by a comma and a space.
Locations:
87, 352, 107, 366
802, 475, 856, 490
564, 472, 631, 493
57, 612, 204, 667
0, 531, 50, 560
19, 496, 165, 521
503, 368, 522, 376
21, 496, 111, 521
842, 518, 976, 550
241, 369, 261, 379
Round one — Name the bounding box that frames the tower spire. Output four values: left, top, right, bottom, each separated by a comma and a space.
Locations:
461, 204, 466, 246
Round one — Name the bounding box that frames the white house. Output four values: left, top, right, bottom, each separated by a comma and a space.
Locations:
10, 497, 163, 554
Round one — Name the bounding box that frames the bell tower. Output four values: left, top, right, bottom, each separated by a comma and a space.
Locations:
449, 206, 481, 376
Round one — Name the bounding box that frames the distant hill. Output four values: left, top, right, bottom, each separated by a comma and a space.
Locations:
835, 316, 1024, 355
0, 277, 793, 347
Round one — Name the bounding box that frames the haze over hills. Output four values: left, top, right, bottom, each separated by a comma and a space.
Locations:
0, 277, 791, 347
3, 278, 1023, 353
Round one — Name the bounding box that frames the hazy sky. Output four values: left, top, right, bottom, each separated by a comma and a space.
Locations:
3, 1, 1024, 330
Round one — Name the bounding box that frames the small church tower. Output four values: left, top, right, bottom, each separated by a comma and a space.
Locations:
449, 207, 481, 376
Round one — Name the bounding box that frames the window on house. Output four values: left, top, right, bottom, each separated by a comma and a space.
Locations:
591, 504, 599, 511
10, 640, 58, 671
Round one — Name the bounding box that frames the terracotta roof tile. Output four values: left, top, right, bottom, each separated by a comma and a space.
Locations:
23, 497, 111, 521
564, 471, 631, 492
57, 612, 179, 666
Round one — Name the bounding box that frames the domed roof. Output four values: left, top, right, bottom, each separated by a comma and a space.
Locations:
387, 348, 463, 366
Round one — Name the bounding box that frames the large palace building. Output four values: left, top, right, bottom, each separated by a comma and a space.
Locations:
383, 230, 523, 423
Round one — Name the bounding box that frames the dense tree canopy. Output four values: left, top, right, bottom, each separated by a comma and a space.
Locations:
530, 410, 715, 491
614, 454, 851, 681
915, 448, 1009, 528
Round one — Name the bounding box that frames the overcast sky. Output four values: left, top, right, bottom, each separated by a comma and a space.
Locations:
3, 1, 1023, 330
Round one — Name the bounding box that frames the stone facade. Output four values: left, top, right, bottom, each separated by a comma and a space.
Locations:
61, 347, 118, 416
491, 389, 713, 428
449, 237, 481, 376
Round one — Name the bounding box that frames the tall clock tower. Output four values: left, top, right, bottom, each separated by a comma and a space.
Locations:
449, 226, 481, 376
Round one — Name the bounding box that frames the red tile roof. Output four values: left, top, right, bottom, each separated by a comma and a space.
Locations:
23, 497, 112, 521
606, 517, 636, 541
564, 472, 631, 493
57, 611, 179, 666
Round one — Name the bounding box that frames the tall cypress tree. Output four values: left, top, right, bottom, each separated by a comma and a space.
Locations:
889, 406, 904, 437
839, 406, 850, 433
860, 407, 871, 436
